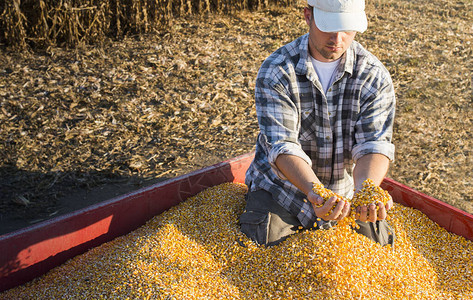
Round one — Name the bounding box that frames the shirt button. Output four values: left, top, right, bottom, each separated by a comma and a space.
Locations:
326, 136, 331, 140
328, 112, 331, 116
328, 88, 332, 92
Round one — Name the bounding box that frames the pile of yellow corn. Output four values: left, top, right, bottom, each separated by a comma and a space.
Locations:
1, 182, 472, 299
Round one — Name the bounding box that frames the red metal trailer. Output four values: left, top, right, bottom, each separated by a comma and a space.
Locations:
1, 152, 472, 292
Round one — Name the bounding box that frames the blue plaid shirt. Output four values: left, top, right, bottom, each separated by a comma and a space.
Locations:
245, 34, 396, 228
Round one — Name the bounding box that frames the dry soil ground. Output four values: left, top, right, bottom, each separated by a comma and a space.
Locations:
0, 0, 472, 235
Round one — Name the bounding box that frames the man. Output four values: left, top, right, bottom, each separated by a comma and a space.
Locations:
240, 0, 396, 246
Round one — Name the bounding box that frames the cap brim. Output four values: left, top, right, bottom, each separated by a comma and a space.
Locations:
313, 7, 367, 33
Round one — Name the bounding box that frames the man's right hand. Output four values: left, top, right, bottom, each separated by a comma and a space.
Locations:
307, 190, 351, 221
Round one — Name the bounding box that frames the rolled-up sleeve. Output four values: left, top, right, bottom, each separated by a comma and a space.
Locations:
352, 141, 395, 162
352, 67, 396, 163
268, 140, 312, 180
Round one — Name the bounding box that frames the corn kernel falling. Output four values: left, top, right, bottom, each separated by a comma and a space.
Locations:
1, 182, 473, 300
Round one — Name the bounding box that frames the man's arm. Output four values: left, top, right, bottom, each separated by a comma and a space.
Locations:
275, 154, 350, 221
353, 153, 389, 190
353, 153, 392, 222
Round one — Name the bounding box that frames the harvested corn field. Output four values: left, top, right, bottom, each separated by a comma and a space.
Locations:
1, 182, 472, 299
0, 0, 472, 235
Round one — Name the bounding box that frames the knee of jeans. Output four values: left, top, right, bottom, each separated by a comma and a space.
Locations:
354, 220, 395, 247
239, 210, 270, 246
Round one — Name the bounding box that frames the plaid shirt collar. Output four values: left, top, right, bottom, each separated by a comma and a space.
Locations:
295, 34, 355, 82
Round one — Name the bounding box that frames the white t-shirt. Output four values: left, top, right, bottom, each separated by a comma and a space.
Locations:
310, 56, 341, 94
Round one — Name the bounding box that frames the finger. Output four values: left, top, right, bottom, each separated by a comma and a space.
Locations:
336, 201, 351, 220
354, 206, 361, 220
316, 196, 343, 220
377, 202, 387, 220
385, 197, 394, 211
358, 205, 368, 222
368, 203, 377, 222
314, 194, 324, 206
327, 199, 345, 220
308, 190, 324, 206
313, 196, 337, 219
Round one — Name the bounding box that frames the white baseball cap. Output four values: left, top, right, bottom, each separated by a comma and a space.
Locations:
307, 0, 368, 33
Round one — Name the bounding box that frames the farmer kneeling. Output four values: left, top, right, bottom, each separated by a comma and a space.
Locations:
240, 0, 396, 246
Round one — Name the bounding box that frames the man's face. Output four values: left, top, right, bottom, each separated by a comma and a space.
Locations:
304, 7, 357, 62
